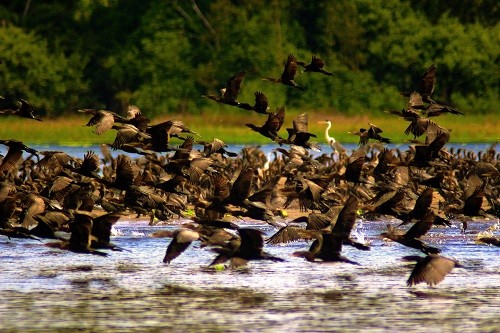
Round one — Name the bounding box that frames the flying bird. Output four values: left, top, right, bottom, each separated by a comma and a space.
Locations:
203, 71, 246, 106
405, 254, 462, 287
297, 56, 334, 76
263, 54, 305, 90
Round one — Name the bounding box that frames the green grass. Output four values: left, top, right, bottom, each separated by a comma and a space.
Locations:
0, 110, 498, 145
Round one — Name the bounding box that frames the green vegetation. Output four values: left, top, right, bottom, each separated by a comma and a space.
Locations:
0, 110, 497, 145
0, 0, 498, 123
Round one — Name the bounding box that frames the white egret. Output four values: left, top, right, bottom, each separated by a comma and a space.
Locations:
318, 120, 345, 153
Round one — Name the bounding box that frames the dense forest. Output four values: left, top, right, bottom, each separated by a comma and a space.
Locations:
0, 0, 498, 118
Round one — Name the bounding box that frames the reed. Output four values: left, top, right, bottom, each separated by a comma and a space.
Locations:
0, 111, 497, 145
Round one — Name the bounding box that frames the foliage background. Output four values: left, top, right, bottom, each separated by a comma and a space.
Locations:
0, 0, 498, 119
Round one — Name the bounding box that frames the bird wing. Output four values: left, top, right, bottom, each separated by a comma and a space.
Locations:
281, 54, 298, 81
293, 112, 310, 133
311, 56, 325, 69
163, 229, 200, 264
406, 255, 457, 286
405, 210, 435, 239
224, 71, 245, 100
114, 154, 136, 186
0, 146, 23, 173
79, 150, 99, 175
418, 64, 436, 97
266, 225, 312, 245
91, 111, 115, 135
253, 91, 269, 113
331, 196, 359, 237
69, 212, 94, 251
410, 188, 434, 219
91, 212, 122, 245
228, 166, 254, 205
211, 173, 230, 203
237, 228, 265, 255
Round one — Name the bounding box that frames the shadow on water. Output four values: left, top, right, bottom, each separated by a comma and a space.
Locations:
1, 220, 499, 332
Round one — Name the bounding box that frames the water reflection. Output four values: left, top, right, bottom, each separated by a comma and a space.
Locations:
1, 220, 498, 332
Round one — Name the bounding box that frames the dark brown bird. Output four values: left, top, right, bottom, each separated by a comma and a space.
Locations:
79, 109, 129, 135
350, 124, 391, 147
381, 210, 441, 254
163, 228, 201, 264
293, 232, 360, 265
411, 128, 450, 167
331, 196, 370, 250
297, 56, 334, 76
0, 98, 43, 121
246, 106, 285, 142
402, 64, 437, 104
405, 254, 461, 287
237, 91, 270, 114
0, 139, 38, 174
282, 113, 320, 150
46, 211, 108, 256
203, 71, 246, 106
211, 228, 284, 267
263, 54, 305, 90
146, 119, 199, 152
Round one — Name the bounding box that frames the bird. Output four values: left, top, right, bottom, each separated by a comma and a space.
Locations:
237, 91, 270, 114
246, 106, 286, 142
163, 228, 202, 264
381, 210, 441, 255
0, 139, 38, 174
293, 232, 360, 265
263, 54, 305, 90
350, 123, 391, 147
402, 64, 437, 104
405, 254, 462, 287
401, 64, 462, 114
145, 119, 199, 152
46, 211, 109, 256
210, 228, 284, 267
297, 56, 334, 76
282, 113, 320, 150
0, 98, 43, 121
318, 120, 345, 153
203, 71, 246, 106
78, 109, 129, 135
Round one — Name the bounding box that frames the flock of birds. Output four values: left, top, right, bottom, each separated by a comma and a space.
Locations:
0, 56, 499, 288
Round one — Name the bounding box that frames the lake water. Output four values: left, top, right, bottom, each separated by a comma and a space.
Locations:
9, 142, 496, 160
0, 143, 498, 332
1, 218, 498, 332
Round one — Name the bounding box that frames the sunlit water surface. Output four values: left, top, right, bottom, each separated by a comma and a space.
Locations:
1, 218, 499, 333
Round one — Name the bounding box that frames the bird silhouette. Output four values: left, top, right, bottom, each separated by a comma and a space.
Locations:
381, 210, 441, 255
297, 56, 334, 76
350, 124, 391, 147
237, 91, 270, 114
246, 106, 286, 142
263, 54, 305, 90
0, 98, 43, 121
203, 71, 246, 106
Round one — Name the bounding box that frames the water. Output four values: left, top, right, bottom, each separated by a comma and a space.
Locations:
4, 142, 495, 160
1, 219, 498, 332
